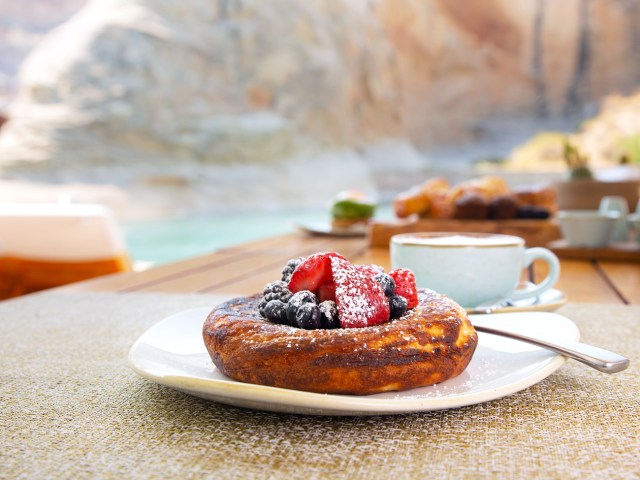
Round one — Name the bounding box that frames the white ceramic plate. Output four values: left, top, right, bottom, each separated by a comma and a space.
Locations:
296, 221, 368, 237
466, 288, 568, 314
128, 307, 579, 416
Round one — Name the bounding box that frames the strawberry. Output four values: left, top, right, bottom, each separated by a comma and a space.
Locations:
355, 264, 385, 277
389, 268, 419, 309
317, 283, 337, 302
331, 256, 390, 328
288, 252, 345, 294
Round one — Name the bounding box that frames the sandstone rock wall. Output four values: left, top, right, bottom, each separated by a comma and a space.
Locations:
377, 0, 640, 147
0, 0, 639, 215
0, 0, 401, 167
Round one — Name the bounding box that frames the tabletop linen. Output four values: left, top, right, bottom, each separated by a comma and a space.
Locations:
1, 291, 638, 479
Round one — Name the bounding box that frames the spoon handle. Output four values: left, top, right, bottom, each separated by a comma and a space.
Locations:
473, 324, 630, 373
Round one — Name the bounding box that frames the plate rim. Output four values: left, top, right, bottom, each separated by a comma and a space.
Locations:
295, 221, 368, 237
128, 307, 576, 415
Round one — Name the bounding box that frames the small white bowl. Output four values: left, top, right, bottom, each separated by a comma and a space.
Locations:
557, 210, 621, 247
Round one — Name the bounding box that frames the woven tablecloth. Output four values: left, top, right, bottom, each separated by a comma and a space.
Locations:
1, 291, 638, 479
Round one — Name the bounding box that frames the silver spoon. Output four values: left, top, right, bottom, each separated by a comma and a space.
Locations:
471, 321, 629, 373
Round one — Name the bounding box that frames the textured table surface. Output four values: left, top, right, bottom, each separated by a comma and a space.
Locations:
1, 292, 638, 479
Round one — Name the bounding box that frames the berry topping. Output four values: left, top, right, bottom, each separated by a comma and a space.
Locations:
288, 252, 346, 294
286, 290, 317, 325
389, 268, 419, 309
374, 273, 396, 297
331, 256, 390, 328
262, 281, 293, 304
318, 300, 340, 329
317, 283, 337, 302
356, 264, 385, 277
259, 280, 293, 316
295, 303, 322, 330
389, 295, 408, 319
263, 300, 289, 325
281, 257, 305, 283
259, 253, 420, 330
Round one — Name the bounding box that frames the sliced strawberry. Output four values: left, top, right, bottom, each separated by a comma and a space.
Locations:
318, 282, 337, 302
355, 263, 385, 277
389, 268, 419, 309
331, 256, 390, 328
288, 252, 345, 294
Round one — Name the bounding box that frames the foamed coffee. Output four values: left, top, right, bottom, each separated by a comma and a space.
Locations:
395, 233, 522, 247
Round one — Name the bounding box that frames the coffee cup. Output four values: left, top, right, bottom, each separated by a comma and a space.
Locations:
390, 232, 560, 308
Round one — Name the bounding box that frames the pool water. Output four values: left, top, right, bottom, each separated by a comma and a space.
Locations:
121, 209, 329, 266
122, 206, 394, 266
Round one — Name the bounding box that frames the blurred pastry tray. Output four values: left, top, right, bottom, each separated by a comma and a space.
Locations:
547, 240, 640, 261
368, 217, 562, 248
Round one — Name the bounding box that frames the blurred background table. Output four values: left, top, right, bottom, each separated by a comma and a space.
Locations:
57, 232, 640, 305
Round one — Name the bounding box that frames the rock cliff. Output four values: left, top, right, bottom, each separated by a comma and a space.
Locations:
1, 0, 639, 214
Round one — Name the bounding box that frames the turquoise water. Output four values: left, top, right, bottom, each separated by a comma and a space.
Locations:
121, 207, 394, 266
121, 209, 328, 265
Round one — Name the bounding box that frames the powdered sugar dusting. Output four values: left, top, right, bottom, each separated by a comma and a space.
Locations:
331, 256, 390, 328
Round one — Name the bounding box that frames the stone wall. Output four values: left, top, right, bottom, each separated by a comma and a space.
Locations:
1, 0, 639, 216
0, 0, 87, 107
378, 0, 640, 146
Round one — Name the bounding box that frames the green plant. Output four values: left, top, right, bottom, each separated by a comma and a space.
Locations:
618, 134, 640, 164
563, 139, 593, 179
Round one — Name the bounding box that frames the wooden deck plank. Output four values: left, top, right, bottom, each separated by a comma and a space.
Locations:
130, 253, 290, 294
51, 232, 638, 304
111, 235, 367, 294
534, 258, 624, 304
199, 236, 370, 295
58, 251, 243, 293
598, 261, 640, 304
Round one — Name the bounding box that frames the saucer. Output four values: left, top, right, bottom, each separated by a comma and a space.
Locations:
466, 288, 567, 314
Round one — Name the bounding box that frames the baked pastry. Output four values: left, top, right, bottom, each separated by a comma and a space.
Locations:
393, 175, 557, 221
453, 193, 489, 219
488, 194, 519, 219
392, 186, 431, 218
202, 253, 478, 395
447, 176, 510, 205
330, 190, 376, 228
393, 177, 449, 218
513, 185, 557, 214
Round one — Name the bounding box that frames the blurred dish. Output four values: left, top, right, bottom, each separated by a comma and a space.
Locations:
557, 210, 620, 247
330, 190, 376, 228
296, 221, 367, 237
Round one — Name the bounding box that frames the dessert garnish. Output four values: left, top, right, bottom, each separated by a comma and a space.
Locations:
258, 252, 418, 329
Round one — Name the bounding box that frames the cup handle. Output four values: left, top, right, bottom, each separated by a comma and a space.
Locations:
509, 247, 560, 301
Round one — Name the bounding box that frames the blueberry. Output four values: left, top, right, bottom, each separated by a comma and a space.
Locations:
296, 303, 322, 329
389, 295, 408, 319
263, 300, 289, 325
318, 300, 340, 329
375, 273, 396, 297
286, 290, 317, 325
